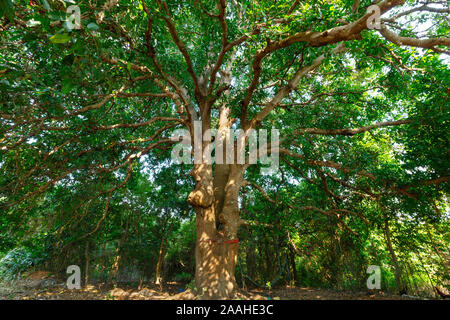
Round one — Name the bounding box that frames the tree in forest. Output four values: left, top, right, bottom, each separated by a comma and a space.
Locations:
0, 0, 449, 298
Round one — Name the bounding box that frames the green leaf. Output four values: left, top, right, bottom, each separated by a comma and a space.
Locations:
62, 79, 73, 94
87, 22, 99, 31
49, 33, 71, 44
42, 0, 51, 12
0, 0, 15, 21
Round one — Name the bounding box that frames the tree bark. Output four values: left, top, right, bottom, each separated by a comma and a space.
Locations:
383, 217, 403, 292
109, 217, 129, 283
84, 240, 90, 287
155, 239, 164, 285
155, 214, 169, 285
191, 164, 244, 299
289, 244, 298, 285
188, 104, 246, 298
246, 236, 257, 281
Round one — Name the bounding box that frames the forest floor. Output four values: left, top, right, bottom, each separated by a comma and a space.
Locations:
0, 280, 430, 300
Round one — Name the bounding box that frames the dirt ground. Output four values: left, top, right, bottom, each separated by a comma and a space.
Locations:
0, 281, 429, 300
0, 270, 438, 300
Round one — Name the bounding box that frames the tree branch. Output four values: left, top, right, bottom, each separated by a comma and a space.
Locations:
294, 119, 412, 136
379, 24, 450, 54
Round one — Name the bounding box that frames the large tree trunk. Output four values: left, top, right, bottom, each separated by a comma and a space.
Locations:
194, 206, 239, 299
188, 104, 245, 298
190, 164, 244, 299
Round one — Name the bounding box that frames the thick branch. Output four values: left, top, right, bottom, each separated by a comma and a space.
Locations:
294, 119, 412, 136
379, 24, 450, 53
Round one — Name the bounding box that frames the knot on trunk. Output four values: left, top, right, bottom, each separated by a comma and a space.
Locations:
188, 184, 214, 208
188, 165, 214, 208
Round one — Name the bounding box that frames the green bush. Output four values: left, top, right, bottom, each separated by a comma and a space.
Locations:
173, 271, 193, 283
0, 247, 45, 282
